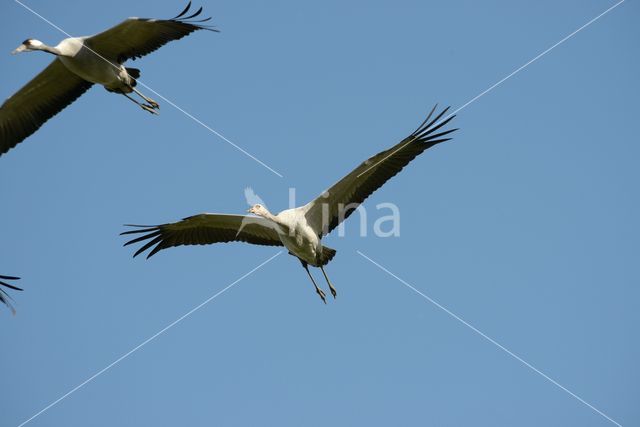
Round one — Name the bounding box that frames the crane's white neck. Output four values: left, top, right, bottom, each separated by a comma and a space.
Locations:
33, 43, 62, 56
248, 204, 281, 225
258, 208, 279, 223
13, 39, 62, 56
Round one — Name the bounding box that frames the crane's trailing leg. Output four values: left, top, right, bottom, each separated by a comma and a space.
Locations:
301, 260, 326, 304
131, 87, 160, 110
319, 265, 337, 298
122, 93, 158, 115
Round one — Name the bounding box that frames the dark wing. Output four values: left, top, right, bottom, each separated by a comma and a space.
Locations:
0, 59, 93, 156
304, 105, 457, 237
85, 2, 218, 63
122, 213, 283, 259
0, 275, 23, 315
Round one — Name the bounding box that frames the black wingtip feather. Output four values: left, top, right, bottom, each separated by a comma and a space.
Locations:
426, 137, 453, 146
182, 6, 203, 20
421, 114, 456, 137
170, 2, 216, 31
124, 231, 162, 247
147, 244, 166, 259
133, 235, 163, 258
411, 104, 438, 135
0, 275, 22, 291
422, 127, 457, 142
412, 105, 451, 138
120, 224, 165, 257
0, 275, 22, 314
426, 106, 450, 129
0, 282, 23, 291
121, 227, 160, 236
172, 1, 192, 20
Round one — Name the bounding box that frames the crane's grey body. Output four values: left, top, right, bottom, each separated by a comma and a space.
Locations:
272, 207, 324, 267
56, 37, 131, 90
123, 106, 458, 304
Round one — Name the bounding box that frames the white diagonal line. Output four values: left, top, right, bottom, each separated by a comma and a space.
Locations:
448, 0, 625, 118
356, 0, 624, 179
17, 251, 283, 427
12, 0, 284, 178
127, 84, 284, 177
356, 250, 623, 427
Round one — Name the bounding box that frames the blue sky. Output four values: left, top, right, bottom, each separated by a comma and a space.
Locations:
1, 0, 638, 426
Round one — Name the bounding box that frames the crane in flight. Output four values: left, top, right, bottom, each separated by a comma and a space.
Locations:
122, 106, 457, 303
1, 2, 217, 157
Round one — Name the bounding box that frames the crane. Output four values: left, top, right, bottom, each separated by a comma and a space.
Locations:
1, 2, 217, 157
122, 106, 457, 303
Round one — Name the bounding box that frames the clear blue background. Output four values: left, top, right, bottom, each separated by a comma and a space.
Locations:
1, 1, 638, 426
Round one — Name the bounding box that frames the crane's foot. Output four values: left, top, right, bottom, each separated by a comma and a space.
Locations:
319, 266, 337, 299
141, 104, 159, 115
315, 286, 327, 304
328, 283, 337, 299
147, 98, 160, 109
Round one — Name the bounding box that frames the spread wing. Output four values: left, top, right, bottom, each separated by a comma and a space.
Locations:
85, 2, 218, 63
122, 213, 283, 259
0, 275, 23, 315
304, 106, 457, 237
0, 59, 93, 156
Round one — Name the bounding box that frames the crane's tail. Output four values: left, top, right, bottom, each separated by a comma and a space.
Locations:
320, 246, 337, 266
126, 68, 141, 86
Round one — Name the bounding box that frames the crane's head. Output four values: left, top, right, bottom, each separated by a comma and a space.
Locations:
247, 204, 269, 217
12, 39, 44, 54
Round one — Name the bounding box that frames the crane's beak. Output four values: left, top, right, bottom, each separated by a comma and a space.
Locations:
246, 208, 253, 213
11, 44, 29, 55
